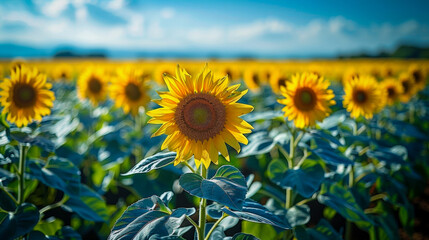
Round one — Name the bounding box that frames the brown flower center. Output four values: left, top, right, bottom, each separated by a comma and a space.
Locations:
294, 87, 317, 111
278, 77, 288, 88
13, 84, 37, 108
175, 93, 226, 141
387, 87, 396, 98
252, 73, 260, 85
412, 70, 422, 83
402, 80, 410, 94
88, 77, 102, 94
353, 89, 368, 104
125, 82, 142, 101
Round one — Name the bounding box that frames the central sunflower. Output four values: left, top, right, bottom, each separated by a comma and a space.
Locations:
147, 65, 254, 168
278, 72, 335, 128
343, 75, 386, 119
0, 65, 55, 127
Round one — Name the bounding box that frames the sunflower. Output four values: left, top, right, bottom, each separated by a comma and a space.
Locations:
50, 63, 73, 81
110, 68, 150, 115
381, 78, 402, 106
0, 65, 55, 127
147, 65, 254, 168
398, 73, 415, 103
269, 71, 290, 94
77, 68, 109, 106
409, 65, 426, 92
243, 68, 262, 91
343, 75, 386, 119
278, 72, 335, 128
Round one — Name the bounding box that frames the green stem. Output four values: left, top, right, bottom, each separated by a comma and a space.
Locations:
345, 165, 354, 240
186, 215, 199, 230
18, 144, 28, 205
184, 162, 196, 173
284, 131, 296, 240
198, 166, 208, 240
40, 195, 70, 215
205, 214, 227, 240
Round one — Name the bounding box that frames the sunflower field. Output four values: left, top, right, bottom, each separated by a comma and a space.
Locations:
0, 59, 428, 240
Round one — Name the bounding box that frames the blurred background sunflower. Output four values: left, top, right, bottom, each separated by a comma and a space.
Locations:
109, 67, 151, 115
343, 75, 386, 119
278, 72, 335, 128
77, 68, 109, 106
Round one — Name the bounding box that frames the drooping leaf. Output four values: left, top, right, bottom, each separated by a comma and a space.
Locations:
230, 233, 260, 240
0, 203, 40, 239
268, 159, 325, 198
0, 187, 17, 211
27, 157, 81, 196
311, 140, 353, 166
63, 184, 108, 222
123, 152, 177, 175
8, 131, 56, 152
241, 221, 276, 240
180, 165, 247, 210
222, 199, 291, 229
285, 205, 310, 227
317, 182, 373, 228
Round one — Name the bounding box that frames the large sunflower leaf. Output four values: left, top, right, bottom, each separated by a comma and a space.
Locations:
179, 165, 247, 210
317, 182, 373, 229
311, 139, 353, 165
122, 152, 177, 175
63, 184, 108, 222
27, 157, 81, 196
267, 159, 324, 198
0, 203, 40, 240
109, 193, 195, 240
221, 199, 291, 229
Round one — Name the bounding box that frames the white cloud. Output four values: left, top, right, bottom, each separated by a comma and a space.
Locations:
107, 0, 126, 11
42, 0, 70, 17
160, 8, 175, 19
229, 19, 292, 41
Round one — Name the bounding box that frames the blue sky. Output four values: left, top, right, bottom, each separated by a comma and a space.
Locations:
0, 0, 428, 58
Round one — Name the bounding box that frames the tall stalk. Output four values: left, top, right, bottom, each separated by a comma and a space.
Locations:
18, 144, 28, 204
345, 165, 354, 240
198, 165, 208, 240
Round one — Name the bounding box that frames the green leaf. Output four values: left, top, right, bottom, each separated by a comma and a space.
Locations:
122, 152, 177, 175
8, 131, 56, 152
369, 214, 399, 240
222, 199, 291, 229
311, 140, 353, 165
27, 157, 81, 196
34, 217, 63, 236
63, 184, 108, 222
268, 159, 324, 198
109, 193, 195, 240
317, 182, 373, 228
0, 203, 40, 239
0, 187, 17, 211
295, 219, 342, 240
242, 221, 276, 240
285, 205, 310, 227
179, 165, 247, 210
231, 233, 260, 240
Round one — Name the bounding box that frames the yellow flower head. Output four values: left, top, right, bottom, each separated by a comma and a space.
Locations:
381, 78, 403, 106
398, 73, 415, 103
50, 63, 73, 81
343, 75, 386, 119
243, 68, 263, 91
408, 65, 426, 92
278, 72, 336, 128
77, 68, 109, 106
110, 68, 150, 115
0, 65, 55, 127
269, 71, 290, 94
147, 65, 254, 169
